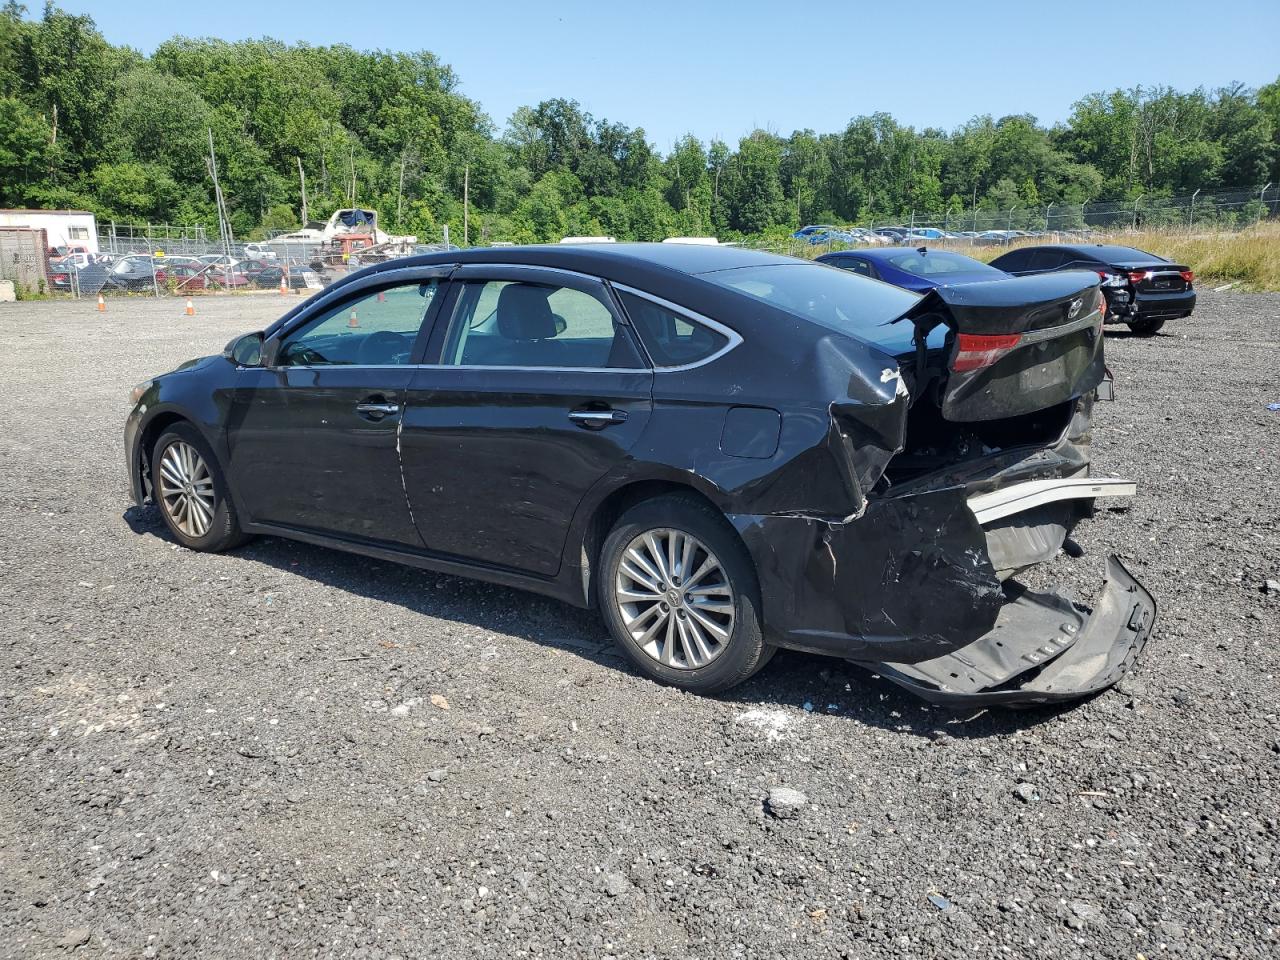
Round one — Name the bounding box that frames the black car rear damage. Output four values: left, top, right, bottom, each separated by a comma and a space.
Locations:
726, 270, 1154, 705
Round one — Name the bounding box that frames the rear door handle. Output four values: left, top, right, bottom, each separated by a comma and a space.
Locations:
568, 408, 628, 428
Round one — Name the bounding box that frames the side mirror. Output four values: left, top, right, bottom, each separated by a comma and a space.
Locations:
224, 331, 264, 367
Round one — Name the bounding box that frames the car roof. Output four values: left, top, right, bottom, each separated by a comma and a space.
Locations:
822, 246, 982, 263
1016, 243, 1167, 263
371, 241, 797, 278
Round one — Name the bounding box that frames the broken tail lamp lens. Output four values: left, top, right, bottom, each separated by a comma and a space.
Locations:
1127, 270, 1152, 283
952, 333, 1022, 372
1097, 271, 1127, 287
1179, 270, 1195, 283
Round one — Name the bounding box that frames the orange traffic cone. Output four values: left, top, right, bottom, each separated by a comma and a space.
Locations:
97, 294, 105, 312
377, 290, 386, 302
279, 276, 288, 295
185, 298, 195, 316
347, 308, 359, 329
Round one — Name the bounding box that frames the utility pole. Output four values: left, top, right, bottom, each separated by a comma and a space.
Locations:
396, 151, 406, 229
297, 157, 308, 225
1131, 195, 1142, 231
1189, 188, 1200, 227
463, 164, 469, 247
207, 128, 233, 258
348, 145, 356, 207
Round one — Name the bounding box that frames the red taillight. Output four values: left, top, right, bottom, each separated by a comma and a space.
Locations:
1127, 270, 1149, 284
1096, 270, 1108, 279
952, 332, 1023, 372
1180, 270, 1194, 283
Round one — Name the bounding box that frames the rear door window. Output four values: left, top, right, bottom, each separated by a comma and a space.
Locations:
439, 279, 643, 369
1026, 249, 1067, 271
838, 257, 877, 279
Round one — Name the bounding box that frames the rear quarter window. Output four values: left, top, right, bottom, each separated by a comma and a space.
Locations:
618, 291, 730, 367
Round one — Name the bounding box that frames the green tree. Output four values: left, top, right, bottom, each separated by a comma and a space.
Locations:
0, 94, 50, 203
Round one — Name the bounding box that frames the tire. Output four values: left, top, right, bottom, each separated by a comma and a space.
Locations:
598, 493, 770, 694
1127, 316, 1165, 336
150, 423, 251, 552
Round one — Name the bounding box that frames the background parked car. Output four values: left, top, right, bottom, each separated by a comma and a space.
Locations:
792, 224, 839, 240
818, 246, 1011, 292
252, 263, 323, 290
155, 262, 215, 291
103, 255, 160, 290
989, 243, 1195, 335
874, 227, 909, 242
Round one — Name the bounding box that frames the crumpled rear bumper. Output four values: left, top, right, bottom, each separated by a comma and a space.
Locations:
869, 555, 1154, 706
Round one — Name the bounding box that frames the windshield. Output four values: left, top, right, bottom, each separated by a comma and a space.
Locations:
702, 262, 919, 336
885, 250, 999, 277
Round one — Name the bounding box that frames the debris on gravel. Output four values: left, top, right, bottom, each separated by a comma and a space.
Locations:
764, 786, 808, 819
1012, 782, 1039, 803
1, 293, 1278, 958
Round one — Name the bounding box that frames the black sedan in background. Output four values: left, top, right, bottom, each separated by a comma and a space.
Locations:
989, 243, 1195, 335
125, 244, 1154, 705
817, 247, 1009, 293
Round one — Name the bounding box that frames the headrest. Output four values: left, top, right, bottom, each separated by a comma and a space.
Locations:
496, 283, 559, 341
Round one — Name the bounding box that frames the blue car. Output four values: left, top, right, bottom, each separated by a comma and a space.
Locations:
792, 224, 839, 239
816, 246, 1009, 293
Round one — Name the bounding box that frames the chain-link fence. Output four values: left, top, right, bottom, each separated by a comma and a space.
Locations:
19, 184, 1280, 299
869, 186, 1279, 234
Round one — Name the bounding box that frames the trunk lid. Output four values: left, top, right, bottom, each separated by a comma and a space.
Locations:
893, 271, 1105, 422
1116, 261, 1191, 294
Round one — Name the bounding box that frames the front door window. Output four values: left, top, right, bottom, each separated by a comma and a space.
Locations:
278, 280, 441, 366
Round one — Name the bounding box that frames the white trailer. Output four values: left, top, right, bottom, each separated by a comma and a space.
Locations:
0, 209, 98, 255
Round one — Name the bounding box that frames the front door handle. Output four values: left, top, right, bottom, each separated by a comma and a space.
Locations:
356, 401, 401, 418
568, 408, 628, 428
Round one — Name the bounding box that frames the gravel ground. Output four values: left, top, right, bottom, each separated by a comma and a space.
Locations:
1, 291, 1277, 959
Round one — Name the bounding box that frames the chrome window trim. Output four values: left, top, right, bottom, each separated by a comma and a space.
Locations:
451, 262, 617, 289
609, 282, 743, 372
411, 365, 650, 375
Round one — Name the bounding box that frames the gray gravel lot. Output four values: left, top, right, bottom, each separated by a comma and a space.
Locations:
1, 291, 1278, 959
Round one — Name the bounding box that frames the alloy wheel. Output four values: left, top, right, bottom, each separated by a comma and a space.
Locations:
614, 528, 735, 669
157, 440, 216, 539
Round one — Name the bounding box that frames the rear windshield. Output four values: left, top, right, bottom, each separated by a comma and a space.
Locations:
702, 263, 919, 335
885, 250, 997, 277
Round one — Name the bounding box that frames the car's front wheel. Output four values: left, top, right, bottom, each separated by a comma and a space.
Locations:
598, 494, 770, 694
151, 423, 250, 552
1127, 316, 1165, 336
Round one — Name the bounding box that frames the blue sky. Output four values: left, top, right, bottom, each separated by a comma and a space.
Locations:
52, 0, 1280, 149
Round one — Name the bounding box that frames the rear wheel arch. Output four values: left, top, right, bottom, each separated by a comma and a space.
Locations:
574, 477, 747, 608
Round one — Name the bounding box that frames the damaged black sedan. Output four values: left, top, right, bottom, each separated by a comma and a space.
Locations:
125, 244, 1154, 705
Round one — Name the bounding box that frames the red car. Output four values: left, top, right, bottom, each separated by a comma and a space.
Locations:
155, 263, 214, 291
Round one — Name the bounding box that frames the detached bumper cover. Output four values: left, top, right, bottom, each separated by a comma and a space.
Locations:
870, 555, 1154, 706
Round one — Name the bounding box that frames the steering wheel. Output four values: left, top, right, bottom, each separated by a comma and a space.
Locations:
357, 330, 409, 365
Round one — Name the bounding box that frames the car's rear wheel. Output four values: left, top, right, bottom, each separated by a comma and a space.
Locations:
598, 494, 770, 694
151, 423, 250, 552
1127, 316, 1165, 336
